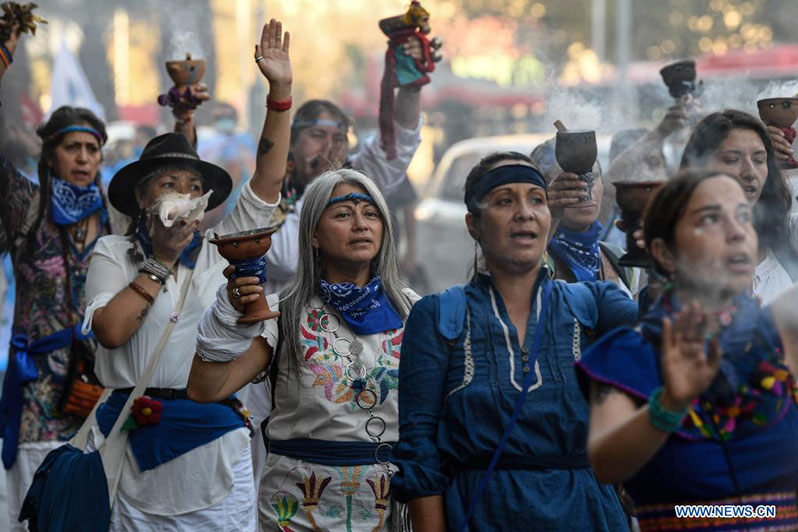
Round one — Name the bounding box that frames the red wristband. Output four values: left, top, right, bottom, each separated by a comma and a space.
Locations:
266, 97, 292, 112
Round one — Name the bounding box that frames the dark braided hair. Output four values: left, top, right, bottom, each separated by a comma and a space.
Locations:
26, 106, 107, 255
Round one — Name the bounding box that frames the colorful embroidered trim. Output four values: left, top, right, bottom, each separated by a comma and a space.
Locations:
0, 44, 11, 68
635, 491, 798, 531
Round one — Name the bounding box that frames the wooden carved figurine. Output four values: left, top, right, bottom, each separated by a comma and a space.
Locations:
378, 1, 442, 160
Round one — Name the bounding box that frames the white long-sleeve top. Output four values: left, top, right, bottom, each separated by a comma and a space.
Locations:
264, 116, 423, 295
81, 180, 279, 516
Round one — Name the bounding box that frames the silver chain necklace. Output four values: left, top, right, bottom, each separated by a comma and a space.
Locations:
314, 304, 393, 476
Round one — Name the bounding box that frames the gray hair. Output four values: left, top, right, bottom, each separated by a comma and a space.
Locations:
277, 169, 411, 378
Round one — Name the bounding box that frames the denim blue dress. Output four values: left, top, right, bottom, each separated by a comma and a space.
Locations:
392, 272, 636, 530
576, 291, 798, 531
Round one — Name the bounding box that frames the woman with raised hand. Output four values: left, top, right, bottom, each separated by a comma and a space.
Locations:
44, 20, 292, 530
577, 168, 798, 531
188, 168, 418, 530
0, 22, 115, 531
680, 110, 798, 304
391, 151, 638, 531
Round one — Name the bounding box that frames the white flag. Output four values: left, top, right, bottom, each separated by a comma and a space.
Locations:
49, 42, 105, 120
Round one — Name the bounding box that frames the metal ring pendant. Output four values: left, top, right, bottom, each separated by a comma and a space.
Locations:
345, 361, 367, 380
356, 388, 378, 409
319, 312, 340, 333
366, 416, 387, 438
333, 337, 351, 357
374, 442, 393, 465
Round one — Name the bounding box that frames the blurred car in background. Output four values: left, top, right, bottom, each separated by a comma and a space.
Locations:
414, 133, 612, 294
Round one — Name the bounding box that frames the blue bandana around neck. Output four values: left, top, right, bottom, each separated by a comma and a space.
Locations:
318, 276, 403, 335
49, 176, 104, 226
547, 221, 602, 282
135, 218, 203, 269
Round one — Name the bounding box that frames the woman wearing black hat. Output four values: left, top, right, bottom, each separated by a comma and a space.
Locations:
0, 24, 116, 530
74, 20, 292, 530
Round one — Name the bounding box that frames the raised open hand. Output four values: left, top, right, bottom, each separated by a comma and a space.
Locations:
659, 301, 723, 410
255, 18, 291, 86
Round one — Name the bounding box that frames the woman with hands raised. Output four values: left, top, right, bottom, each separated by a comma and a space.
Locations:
577, 168, 798, 531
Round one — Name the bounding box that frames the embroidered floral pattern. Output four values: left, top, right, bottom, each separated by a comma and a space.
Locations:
682, 343, 798, 441
296, 472, 332, 531
302, 310, 401, 411
272, 492, 299, 532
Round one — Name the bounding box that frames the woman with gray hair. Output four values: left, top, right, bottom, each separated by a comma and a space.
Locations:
188, 168, 418, 530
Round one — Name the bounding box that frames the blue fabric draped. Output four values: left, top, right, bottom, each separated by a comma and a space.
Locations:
268, 438, 395, 466
18, 444, 111, 531
547, 221, 603, 282
95, 390, 245, 472
135, 218, 202, 269
318, 275, 403, 335
229, 256, 268, 283
0, 325, 92, 469
575, 291, 798, 504
49, 177, 104, 226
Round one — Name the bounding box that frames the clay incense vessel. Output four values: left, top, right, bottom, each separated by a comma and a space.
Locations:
555, 129, 597, 175
615, 182, 664, 268
210, 227, 280, 324
660, 59, 697, 99
166, 53, 206, 92
757, 98, 798, 129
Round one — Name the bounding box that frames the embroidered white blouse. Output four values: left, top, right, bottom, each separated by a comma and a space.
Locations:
255, 290, 418, 530
82, 180, 279, 515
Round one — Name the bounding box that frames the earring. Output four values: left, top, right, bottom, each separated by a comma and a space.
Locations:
313, 246, 320, 263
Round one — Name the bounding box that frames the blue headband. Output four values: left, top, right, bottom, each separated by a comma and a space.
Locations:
292, 118, 348, 132
465, 164, 547, 213
327, 192, 375, 207
50, 125, 106, 145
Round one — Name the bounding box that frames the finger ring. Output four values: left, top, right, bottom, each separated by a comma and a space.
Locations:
233, 287, 242, 299
255, 56, 264, 63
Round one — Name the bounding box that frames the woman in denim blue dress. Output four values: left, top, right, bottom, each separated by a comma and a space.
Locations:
392, 151, 637, 531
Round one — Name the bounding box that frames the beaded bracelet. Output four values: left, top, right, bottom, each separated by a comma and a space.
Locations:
128, 281, 155, 306
648, 387, 688, 433
139, 257, 172, 284
266, 96, 292, 112
0, 44, 11, 69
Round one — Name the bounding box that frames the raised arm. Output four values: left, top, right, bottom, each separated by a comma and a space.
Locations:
248, 18, 292, 204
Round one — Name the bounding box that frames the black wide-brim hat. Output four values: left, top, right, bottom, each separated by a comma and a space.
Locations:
108, 132, 233, 217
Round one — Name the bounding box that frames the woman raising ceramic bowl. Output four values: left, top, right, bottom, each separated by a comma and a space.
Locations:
577, 168, 798, 531
68, 20, 292, 530
188, 168, 418, 530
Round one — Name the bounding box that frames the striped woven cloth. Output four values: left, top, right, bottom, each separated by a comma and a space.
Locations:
635, 491, 798, 531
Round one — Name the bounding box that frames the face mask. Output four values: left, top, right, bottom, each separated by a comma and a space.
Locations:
215, 118, 235, 133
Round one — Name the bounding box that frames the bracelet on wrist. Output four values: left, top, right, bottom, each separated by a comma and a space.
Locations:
0, 44, 11, 69
648, 386, 688, 433
128, 281, 155, 306
266, 96, 292, 112
139, 257, 172, 284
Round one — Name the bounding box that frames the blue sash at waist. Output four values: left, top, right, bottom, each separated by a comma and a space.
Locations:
460, 454, 591, 471
0, 325, 91, 469
268, 438, 396, 466
95, 389, 246, 472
